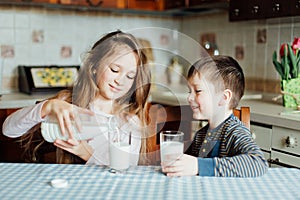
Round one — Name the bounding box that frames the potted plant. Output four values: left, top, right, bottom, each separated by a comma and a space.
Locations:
272, 37, 300, 108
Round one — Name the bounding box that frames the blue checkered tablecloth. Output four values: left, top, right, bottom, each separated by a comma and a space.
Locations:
0, 163, 299, 200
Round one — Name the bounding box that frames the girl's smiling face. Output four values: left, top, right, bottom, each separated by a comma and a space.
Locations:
97, 50, 137, 101
187, 73, 222, 121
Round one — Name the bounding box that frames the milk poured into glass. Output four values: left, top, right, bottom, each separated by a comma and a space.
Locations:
160, 141, 184, 165
109, 142, 131, 171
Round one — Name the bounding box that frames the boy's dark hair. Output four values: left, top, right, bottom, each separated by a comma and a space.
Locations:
187, 55, 245, 109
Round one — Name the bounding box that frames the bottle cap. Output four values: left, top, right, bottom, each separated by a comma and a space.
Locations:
51, 179, 68, 188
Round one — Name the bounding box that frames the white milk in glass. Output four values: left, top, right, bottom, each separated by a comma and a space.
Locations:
160, 141, 184, 165
109, 142, 131, 171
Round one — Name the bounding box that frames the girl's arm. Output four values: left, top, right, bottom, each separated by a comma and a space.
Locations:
3, 99, 94, 139
2, 101, 47, 138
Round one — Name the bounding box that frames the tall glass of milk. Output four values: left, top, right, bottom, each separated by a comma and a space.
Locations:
109, 127, 131, 173
160, 131, 184, 166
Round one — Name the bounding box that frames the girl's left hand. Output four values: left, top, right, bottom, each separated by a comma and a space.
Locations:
161, 154, 198, 177
54, 139, 94, 161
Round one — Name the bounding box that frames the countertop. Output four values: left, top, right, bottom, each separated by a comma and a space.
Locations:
0, 92, 55, 109
1, 91, 300, 130
150, 90, 300, 131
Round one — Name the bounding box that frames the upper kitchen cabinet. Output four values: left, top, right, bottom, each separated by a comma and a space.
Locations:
229, 0, 249, 21
188, 0, 229, 7
291, 0, 300, 15
64, 0, 127, 8
266, 0, 291, 18
0, 0, 127, 8
229, 0, 298, 21
127, 0, 185, 11
229, 0, 267, 21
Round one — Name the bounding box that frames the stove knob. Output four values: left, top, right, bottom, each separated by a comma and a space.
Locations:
285, 136, 296, 148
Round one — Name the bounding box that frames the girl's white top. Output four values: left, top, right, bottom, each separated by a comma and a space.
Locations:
2, 101, 142, 166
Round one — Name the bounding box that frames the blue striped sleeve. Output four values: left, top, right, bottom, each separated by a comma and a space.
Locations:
198, 158, 215, 176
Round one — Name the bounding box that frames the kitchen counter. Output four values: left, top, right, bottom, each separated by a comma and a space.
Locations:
1, 91, 299, 130
0, 93, 55, 109
151, 90, 300, 131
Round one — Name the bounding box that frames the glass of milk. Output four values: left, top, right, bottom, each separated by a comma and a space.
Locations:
109, 128, 131, 173
160, 131, 184, 166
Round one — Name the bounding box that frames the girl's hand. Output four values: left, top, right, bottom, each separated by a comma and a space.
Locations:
41, 99, 94, 139
54, 139, 94, 161
161, 154, 198, 177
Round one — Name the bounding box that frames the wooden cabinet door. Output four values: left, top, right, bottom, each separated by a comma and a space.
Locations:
0, 108, 23, 162
189, 0, 228, 5
158, 0, 185, 10
291, 0, 300, 15
247, 0, 266, 20
86, 0, 126, 8
128, 0, 185, 11
266, 0, 291, 18
229, 0, 249, 21
128, 0, 159, 10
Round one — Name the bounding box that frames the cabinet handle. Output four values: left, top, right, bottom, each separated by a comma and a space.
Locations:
233, 9, 240, 16
296, 1, 300, 9
86, 0, 103, 7
252, 6, 259, 14
251, 131, 256, 140
273, 3, 280, 12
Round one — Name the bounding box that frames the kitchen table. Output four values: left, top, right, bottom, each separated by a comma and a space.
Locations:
0, 163, 299, 200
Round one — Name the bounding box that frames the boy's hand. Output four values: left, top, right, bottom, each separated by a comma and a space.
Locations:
161, 154, 198, 177
54, 139, 94, 161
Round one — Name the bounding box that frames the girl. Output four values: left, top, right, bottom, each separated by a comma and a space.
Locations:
3, 30, 151, 165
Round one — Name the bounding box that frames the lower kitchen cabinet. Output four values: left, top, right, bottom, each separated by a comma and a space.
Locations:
251, 123, 272, 165
251, 122, 300, 168
271, 126, 300, 168
0, 108, 23, 162
0, 108, 56, 163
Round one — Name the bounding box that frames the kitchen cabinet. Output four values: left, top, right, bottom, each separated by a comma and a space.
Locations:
0, 107, 57, 163
271, 126, 300, 168
251, 122, 300, 168
291, 0, 300, 15
0, 0, 127, 9
67, 0, 127, 8
0, 0, 227, 16
188, 0, 229, 7
0, 108, 22, 162
228, 0, 249, 21
0, 93, 56, 163
251, 122, 272, 164
266, 0, 291, 18
127, 0, 185, 11
229, 0, 266, 21
229, 0, 298, 21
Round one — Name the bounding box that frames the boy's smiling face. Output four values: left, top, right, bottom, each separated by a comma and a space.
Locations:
187, 73, 223, 121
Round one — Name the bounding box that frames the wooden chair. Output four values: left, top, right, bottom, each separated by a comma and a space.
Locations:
146, 104, 250, 165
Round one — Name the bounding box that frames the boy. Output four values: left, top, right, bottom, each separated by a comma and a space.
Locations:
161, 55, 268, 177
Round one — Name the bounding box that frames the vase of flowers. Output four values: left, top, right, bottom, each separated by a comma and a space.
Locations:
272, 37, 300, 108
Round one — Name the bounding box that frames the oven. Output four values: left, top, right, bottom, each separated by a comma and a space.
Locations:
270, 126, 300, 168
251, 122, 300, 169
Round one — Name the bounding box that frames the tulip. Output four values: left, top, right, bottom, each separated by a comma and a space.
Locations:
273, 37, 300, 80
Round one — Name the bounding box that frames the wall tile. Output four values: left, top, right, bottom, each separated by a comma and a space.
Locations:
16, 29, 31, 44
15, 13, 30, 28
0, 29, 14, 44
0, 12, 14, 28
0, 7, 299, 93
